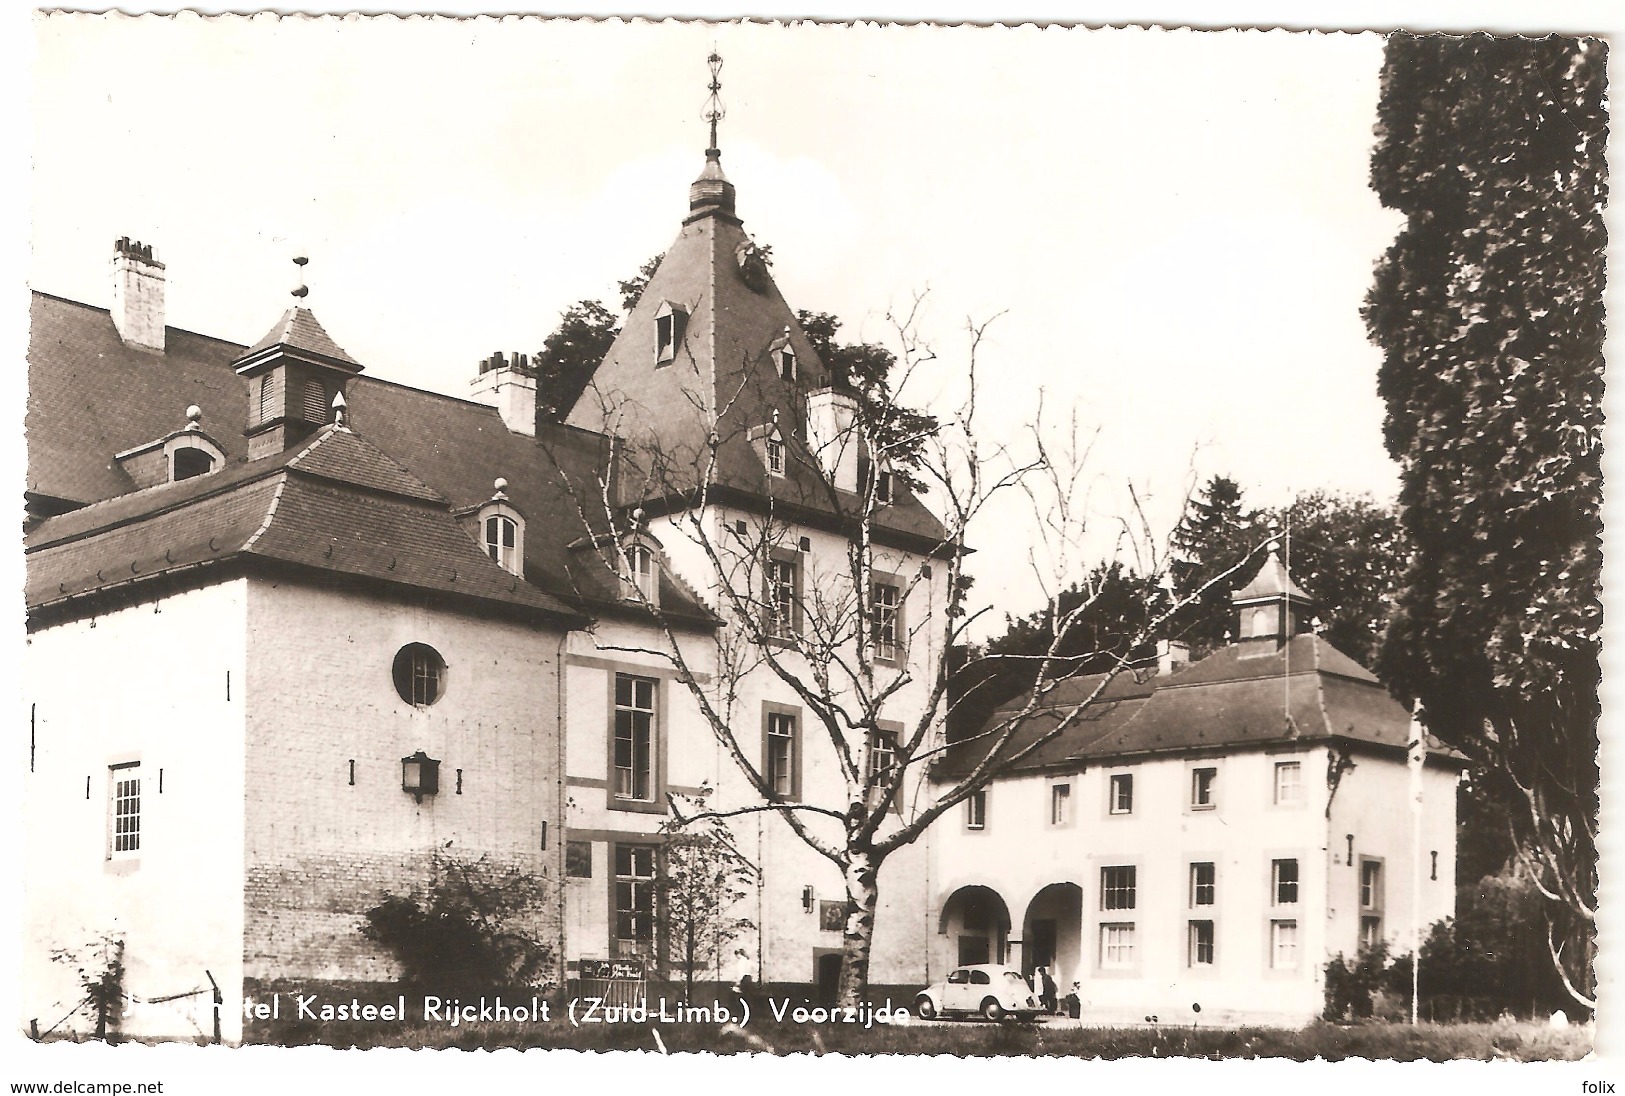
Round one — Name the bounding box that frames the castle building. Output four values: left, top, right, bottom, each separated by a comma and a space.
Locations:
23, 121, 948, 1041
931, 554, 1463, 1026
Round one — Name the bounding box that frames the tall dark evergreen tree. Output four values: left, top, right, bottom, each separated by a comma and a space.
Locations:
1168, 475, 1258, 656
1364, 34, 1605, 1007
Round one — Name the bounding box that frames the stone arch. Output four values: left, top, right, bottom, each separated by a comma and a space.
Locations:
937, 884, 1013, 968
1020, 881, 1084, 1000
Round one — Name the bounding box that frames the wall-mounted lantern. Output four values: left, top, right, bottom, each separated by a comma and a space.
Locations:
802, 885, 815, 913
402, 751, 440, 802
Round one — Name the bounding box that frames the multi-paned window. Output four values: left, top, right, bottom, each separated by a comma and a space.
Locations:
392, 643, 446, 707
765, 555, 800, 638
1100, 923, 1136, 968
1188, 920, 1215, 967
1190, 861, 1216, 907
1109, 772, 1134, 815
625, 543, 656, 602
766, 437, 786, 475
485, 515, 518, 573
1273, 760, 1304, 805
1101, 865, 1136, 911
1360, 858, 1384, 951
1271, 919, 1299, 969
866, 726, 901, 813
871, 581, 902, 662
1272, 858, 1300, 905
765, 710, 798, 799
613, 674, 657, 802
108, 763, 141, 858
613, 844, 658, 958
966, 789, 987, 830
1190, 766, 1217, 810
1050, 783, 1072, 826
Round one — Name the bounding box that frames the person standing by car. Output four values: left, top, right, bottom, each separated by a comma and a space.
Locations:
1035, 966, 1057, 1014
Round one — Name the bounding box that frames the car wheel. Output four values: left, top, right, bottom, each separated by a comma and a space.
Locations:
915, 996, 937, 1020
981, 998, 1005, 1021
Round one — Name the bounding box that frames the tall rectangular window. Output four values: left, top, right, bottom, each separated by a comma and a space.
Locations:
866, 726, 901, 813
1050, 783, 1072, 826
1109, 772, 1134, 815
1190, 766, 1217, 810
766, 437, 786, 475
1272, 858, 1300, 906
1190, 861, 1216, 907
1360, 859, 1383, 910
485, 515, 518, 573
613, 674, 656, 802
871, 581, 901, 662
1273, 761, 1303, 805
1271, 919, 1299, 969
613, 844, 658, 959
765, 556, 799, 638
966, 790, 987, 830
1100, 923, 1136, 968
765, 710, 798, 799
1188, 920, 1215, 967
108, 762, 141, 858
1101, 865, 1136, 911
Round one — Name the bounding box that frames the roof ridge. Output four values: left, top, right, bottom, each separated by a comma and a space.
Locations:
25, 461, 289, 552
240, 476, 288, 553
30, 289, 249, 349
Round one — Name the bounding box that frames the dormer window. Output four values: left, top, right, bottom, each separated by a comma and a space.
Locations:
623, 541, 658, 604
171, 446, 214, 481
766, 437, 786, 476
775, 346, 797, 382
655, 302, 688, 364
475, 482, 525, 577
876, 470, 895, 505
485, 515, 518, 572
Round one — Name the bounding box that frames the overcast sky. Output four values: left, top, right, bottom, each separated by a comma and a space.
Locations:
29, 15, 1416, 627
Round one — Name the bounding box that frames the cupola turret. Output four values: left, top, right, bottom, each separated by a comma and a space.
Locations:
1232, 549, 1316, 657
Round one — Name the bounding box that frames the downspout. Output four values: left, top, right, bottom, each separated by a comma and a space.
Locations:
555, 629, 570, 991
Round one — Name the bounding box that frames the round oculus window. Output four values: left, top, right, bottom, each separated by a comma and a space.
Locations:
393, 643, 447, 707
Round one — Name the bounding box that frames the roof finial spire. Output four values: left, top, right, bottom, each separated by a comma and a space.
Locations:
704, 49, 725, 158
292, 255, 310, 301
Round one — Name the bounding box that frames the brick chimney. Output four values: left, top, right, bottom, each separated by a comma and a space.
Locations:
111, 237, 166, 352
469, 351, 537, 437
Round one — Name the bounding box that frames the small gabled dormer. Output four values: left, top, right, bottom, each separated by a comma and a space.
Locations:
619, 532, 662, 607
751, 418, 789, 478
654, 301, 689, 365
235, 262, 364, 460
769, 326, 797, 382
474, 478, 525, 577
113, 405, 228, 489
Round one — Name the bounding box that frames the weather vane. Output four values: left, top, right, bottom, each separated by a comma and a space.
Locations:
292, 255, 309, 300
704, 50, 725, 155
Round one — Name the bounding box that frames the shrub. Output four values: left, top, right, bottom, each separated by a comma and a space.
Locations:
49, 933, 125, 1042
1324, 941, 1393, 1021
362, 852, 553, 992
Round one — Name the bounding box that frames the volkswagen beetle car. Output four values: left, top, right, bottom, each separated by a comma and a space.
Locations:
913, 964, 1041, 1021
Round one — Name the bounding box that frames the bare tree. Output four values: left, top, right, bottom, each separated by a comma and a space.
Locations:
546, 303, 1248, 1007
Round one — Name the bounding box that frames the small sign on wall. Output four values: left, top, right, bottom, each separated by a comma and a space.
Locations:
819, 900, 846, 933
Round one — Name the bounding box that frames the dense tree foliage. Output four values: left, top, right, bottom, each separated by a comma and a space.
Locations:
1364, 34, 1605, 1006
1168, 476, 1407, 665
948, 563, 1166, 740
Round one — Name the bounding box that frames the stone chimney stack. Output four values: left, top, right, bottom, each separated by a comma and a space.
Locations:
469, 351, 538, 437
111, 237, 166, 352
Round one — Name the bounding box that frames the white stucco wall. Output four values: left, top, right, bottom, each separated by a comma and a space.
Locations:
241, 578, 566, 993
933, 744, 1340, 1025
23, 581, 250, 1043
559, 505, 946, 990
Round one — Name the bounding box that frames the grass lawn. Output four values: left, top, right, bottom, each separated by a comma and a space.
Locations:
249, 1003, 1591, 1060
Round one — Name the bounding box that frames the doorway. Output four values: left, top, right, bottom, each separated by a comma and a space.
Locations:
814, 951, 843, 1006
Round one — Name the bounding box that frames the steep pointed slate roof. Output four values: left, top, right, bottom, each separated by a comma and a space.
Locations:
240, 305, 362, 369
26, 425, 582, 624
1233, 550, 1314, 604
565, 154, 951, 554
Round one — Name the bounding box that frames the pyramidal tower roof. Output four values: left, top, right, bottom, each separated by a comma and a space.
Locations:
563, 62, 833, 490
240, 305, 362, 371
1233, 549, 1315, 606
